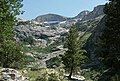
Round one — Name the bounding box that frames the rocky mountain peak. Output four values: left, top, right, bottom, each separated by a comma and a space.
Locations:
82, 5, 104, 21
74, 10, 90, 19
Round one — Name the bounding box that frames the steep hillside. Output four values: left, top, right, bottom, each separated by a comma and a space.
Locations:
84, 16, 106, 65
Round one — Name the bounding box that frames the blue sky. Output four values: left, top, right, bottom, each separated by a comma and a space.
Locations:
19, 0, 107, 20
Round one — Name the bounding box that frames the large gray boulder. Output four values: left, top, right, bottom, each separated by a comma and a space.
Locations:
0, 68, 28, 81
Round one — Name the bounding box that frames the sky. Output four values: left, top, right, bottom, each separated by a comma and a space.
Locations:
19, 0, 107, 20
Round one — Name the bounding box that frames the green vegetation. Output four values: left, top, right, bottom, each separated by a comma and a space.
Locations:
1, 0, 120, 81
46, 57, 62, 68
25, 68, 66, 81
0, 0, 23, 41
23, 36, 34, 45
27, 70, 40, 81
76, 19, 100, 32
97, 0, 120, 80
62, 25, 87, 79
35, 68, 65, 81
25, 55, 35, 62
22, 45, 54, 54
0, 40, 25, 68
0, 0, 25, 68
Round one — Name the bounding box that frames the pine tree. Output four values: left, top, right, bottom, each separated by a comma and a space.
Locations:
0, 0, 25, 68
98, 0, 120, 80
62, 25, 87, 79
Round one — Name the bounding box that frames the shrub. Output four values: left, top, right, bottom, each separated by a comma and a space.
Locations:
36, 68, 66, 81
46, 57, 62, 68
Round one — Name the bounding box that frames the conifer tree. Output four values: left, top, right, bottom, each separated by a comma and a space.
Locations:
98, 0, 120, 80
62, 25, 87, 79
0, 0, 25, 68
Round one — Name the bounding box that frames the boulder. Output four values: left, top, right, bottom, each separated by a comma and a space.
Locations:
0, 68, 28, 81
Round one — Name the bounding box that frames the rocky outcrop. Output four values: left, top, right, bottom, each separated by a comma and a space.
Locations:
74, 10, 90, 20
82, 5, 104, 21
0, 68, 28, 81
15, 25, 68, 47
35, 14, 68, 22
34, 39, 47, 47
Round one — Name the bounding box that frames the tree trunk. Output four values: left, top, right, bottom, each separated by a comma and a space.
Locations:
68, 66, 73, 79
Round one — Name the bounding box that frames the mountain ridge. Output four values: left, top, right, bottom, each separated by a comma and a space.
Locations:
82, 5, 104, 21
32, 5, 104, 23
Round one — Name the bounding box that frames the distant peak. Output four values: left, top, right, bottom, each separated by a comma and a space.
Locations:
35, 13, 68, 22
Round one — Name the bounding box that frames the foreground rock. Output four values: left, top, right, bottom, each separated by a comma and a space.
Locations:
0, 68, 28, 81
65, 74, 85, 81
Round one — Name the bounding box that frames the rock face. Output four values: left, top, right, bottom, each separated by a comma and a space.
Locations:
82, 5, 104, 21
15, 25, 68, 47
74, 10, 90, 20
0, 68, 28, 81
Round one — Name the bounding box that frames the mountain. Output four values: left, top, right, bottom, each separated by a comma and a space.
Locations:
82, 5, 104, 21
33, 5, 104, 24
15, 5, 105, 68
74, 10, 90, 20
35, 14, 68, 22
